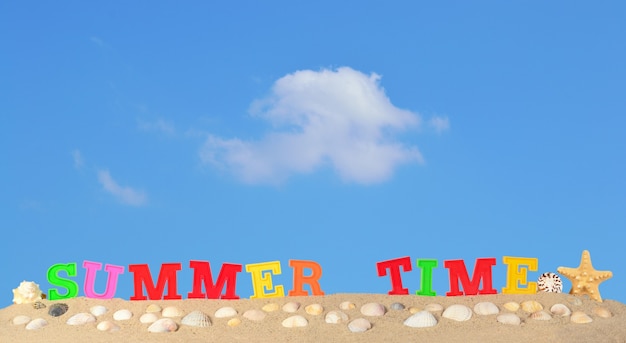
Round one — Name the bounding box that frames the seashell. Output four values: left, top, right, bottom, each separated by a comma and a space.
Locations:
25, 318, 48, 330
97, 320, 120, 332
360, 302, 386, 316
567, 295, 583, 306
503, 302, 520, 312
90, 305, 108, 317
442, 304, 472, 322
403, 310, 438, 328
537, 272, 563, 293
520, 300, 543, 313
33, 301, 46, 309
348, 318, 372, 333
408, 306, 421, 314
550, 304, 571, 317
148, 318, 178, 333
474, 302, 499, 315
530, 310, 552, 320
140, 313, 159, 324
181, 310, 211, 327
425, 303, 444, 312
66, 312, 96, 325
262, 303, 279, 312
161, 306, 183, 318
13, 315, 31, 325
145, 304, 162, 313
305, 303, 323, 316
281, 315, 308, 328
215, 306, 238, 318
339, 301, 355, 310
227, 318, 241, 327
113, 309, 133, 321
592, 307, 612, 318
282, 301, 300, 313
497, 313, 521, 325
325, 310, 349, 324
243, 309, 266, 321
48, 303, 69, 317
570, 311, 593, 324
390, 302, 405, 310
12, 281, 44, 304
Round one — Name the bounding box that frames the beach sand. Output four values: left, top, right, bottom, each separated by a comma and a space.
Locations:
2, 292, 625, 343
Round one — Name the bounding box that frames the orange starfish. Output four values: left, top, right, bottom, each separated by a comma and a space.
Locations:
557, 250, 613, 302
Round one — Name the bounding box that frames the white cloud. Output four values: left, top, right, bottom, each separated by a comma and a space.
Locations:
429, 116, 450, 133
97, 170, 147, 206
72, 149, 84, 169
200, 67, 425, 184
138, 118, 176, 136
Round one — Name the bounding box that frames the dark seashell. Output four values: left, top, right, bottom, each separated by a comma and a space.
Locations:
33, 301, 46, 309
48, 303, 69, 317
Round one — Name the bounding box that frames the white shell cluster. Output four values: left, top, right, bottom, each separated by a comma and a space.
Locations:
12, 281, 44, 304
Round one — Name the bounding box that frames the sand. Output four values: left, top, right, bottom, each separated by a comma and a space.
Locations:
1, 293, 625, 343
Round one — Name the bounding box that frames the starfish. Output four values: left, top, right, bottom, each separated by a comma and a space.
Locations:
557, 250, 613, 302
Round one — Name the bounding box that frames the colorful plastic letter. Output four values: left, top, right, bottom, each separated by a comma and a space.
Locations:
416, 259, 438, 296
376, 256, 412, 295
501, 256, 538, 294
128, 263, 182, 300
47, 262, 79, 300
82, 260, 124, 299
444, 258, 497, 296
245, 261, 284, 299
187, 260, 242, 299
288, 259, 325, 296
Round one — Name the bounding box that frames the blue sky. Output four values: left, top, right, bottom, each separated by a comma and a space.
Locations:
2, 1, 625, 307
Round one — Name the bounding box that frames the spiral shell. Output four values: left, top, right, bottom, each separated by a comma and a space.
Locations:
403, 310, 438, 328
12, 281, 44, 304
537, 272, 563, 293
442, 304, 472, 322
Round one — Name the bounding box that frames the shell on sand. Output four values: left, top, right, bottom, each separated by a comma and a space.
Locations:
25, 318, 48, 330
148, 318, 178, 333
474, 302, 499, 315
408, 306, 421, 314
567, 295, 583, 306
339, 301, 356, 310
161, 306, 184, 318
243, 309, 266, 321
520, 300, 543, 313
90, 305, 108, 317
305, 304, 324, 316
97, 320, 120, 332
360, 302, 386, 316
550, 304, 571, 317
425, 303, 444, 312
390, 302, 405, 310
503, 302, 520, 312
348, 318, 372, 333
282, 315, 308, 328
262, 303, 279, 312
181, 310, 211, 327
66, 313, 96, 325
403, 311, 438, 328
113, 309, 133, 321
442, 304, 472, 322
140, 313, 159, 324
48, 303, 69, 317
145, 304, 162, 313
530, 310, 552, 321
227, 318, 241, 327
33, 301, 46, 309
13, 315, 31, 325
592, 307, 612, 318
497, 313, 521, 325
325, 310, 349, 324
571, 311, 593, 324
215, 306, 238, 318
282, 302, 300, 313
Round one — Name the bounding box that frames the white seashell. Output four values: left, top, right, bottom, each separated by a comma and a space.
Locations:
390, 302, 405, 310
66, 312, 96, 325
161, 306, 183, 318
113, 309, 133, 321
425, 303, 444, 312
520, 300, 543, 313
90, 305, 108, 317
97, 320, 120, 332
12, 281, 44, 304
592, 307, 612, 318
530, 310, 552, 320
227, 318, 241, 327
25, 318, 48, 330
403, 311, 438, 328
243, 309, 266, 321
503, 302, 520, 312
140, 313, 159, 324
442, 304, 472, 322
148, 318, 178, 333
537, 272, 563, 293
348, 318, 372, 333
181, 310, 211, 327
339, 301, 355, 310
282, 302, 300, 313
360, 302, 386, 316
497, 313, 521, 325
215, 306, 238, 318
305, 303, 324, 316
145, 304, 162, 313
262, 303, 279, 312
13, 315, 31, 325
281, 315, 308, 328
550, 304, 571, 317
473, 302, 499, 315
325, 310, 349, 324
570, 311, 593, 324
